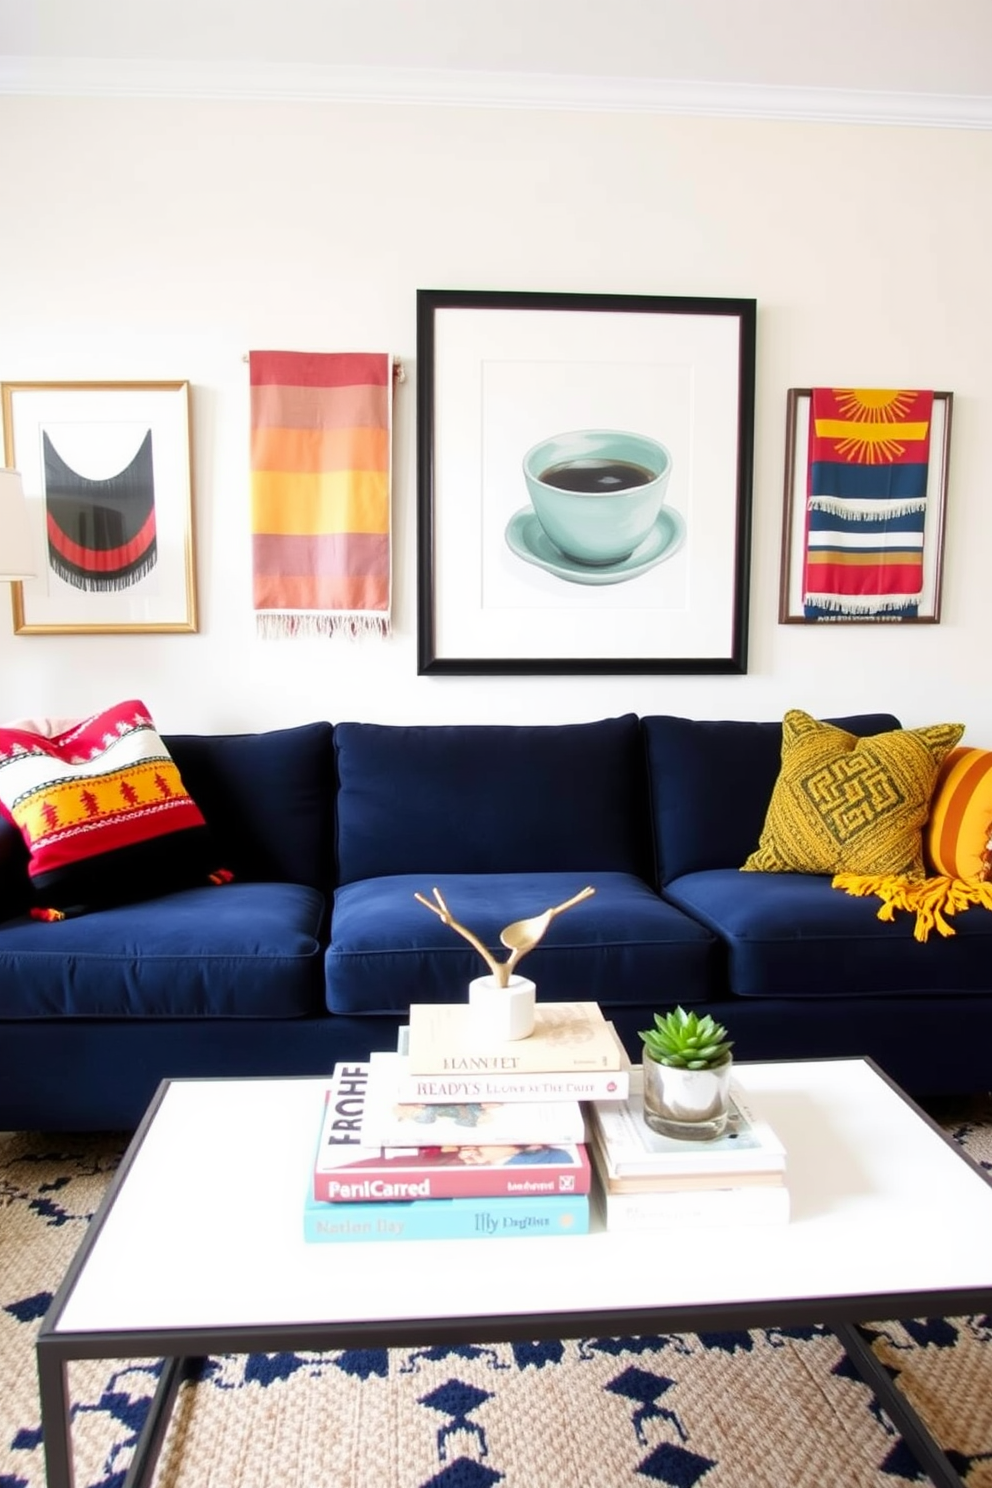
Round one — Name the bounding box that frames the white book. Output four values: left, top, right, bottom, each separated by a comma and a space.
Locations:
390, 1025, 630, 1104
406, 999, 619, 1075
588, 1126, 786, 1193
598, 1181, 791, 1231
589, 1069, 786, 1179
359, 1051, 588, 1147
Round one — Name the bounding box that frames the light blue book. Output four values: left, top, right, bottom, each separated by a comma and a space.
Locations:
303, 1188, 589, 1243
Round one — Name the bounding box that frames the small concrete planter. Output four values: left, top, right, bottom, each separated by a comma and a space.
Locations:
641, 1055, 733, 1141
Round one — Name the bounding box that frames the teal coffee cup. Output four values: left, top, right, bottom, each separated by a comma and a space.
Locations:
522, 429, 673, 566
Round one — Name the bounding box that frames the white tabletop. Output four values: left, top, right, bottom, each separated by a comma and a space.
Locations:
53, 1058, 992, 1337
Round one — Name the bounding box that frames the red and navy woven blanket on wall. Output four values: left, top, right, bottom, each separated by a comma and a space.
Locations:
803, 388, 934, 620
43, 429, 157, 591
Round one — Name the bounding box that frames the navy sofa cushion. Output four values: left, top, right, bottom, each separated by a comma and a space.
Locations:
0, 882, 326, 1017
334, 716, 653, 885
643, 712, 902, 884
0, 816, 30, 920
165, 722, 334, 890
665, 868, 992, 998
327, 871, 719, 1015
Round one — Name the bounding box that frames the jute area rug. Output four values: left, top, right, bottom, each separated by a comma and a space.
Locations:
2, 1103, 992, 1488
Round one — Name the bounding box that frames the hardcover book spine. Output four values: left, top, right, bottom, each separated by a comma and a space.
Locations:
362, 1115, 587, 1148
587, 1131, 786, 1187
599, 1183, 790, 1231
393, 1068, 629, 1104
406, 1000, 616, 1076
315, 1151, 592, 1203
304, 1192, 590, 1243
589, 1097, 786, 1177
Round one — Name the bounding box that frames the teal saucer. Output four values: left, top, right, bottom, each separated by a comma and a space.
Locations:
505, 505, 686, 586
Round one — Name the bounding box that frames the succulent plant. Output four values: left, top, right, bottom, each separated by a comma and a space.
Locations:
639, 1006, 733, 1070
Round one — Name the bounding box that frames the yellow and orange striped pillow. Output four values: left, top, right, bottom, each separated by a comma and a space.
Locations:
925, 746, 992, 881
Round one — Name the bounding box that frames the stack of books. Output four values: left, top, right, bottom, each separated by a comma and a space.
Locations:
304, 1000, 630, 1243
587, 1068, 789, 1230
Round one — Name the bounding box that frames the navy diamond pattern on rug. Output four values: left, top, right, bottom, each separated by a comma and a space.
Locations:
696, 1330, 753, 1355
243, 1352, 313, 1387
636, 1441, 716, 1485
419, 1461, 503, 1488
606, 1366, 687, 1444
510, 1339, 565, 1370
402, 1344, 508, 1374
879, 1438, 928, 1480
333, 1347, 391, 1379
580, 1333, 692, 1360
901, 1318, 960, 1349
419, 1380, 494, 1463
3, 1291, 52, 1323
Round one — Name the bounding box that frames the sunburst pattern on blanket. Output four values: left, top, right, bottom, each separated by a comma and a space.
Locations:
2, 1110, 991, 1488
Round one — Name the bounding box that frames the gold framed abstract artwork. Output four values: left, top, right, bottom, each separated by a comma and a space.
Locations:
1, 380, 198, 634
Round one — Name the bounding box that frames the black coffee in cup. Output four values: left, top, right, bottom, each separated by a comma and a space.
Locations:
538, 458, 655, 494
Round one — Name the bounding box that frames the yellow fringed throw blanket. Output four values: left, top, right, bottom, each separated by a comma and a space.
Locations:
833, 872, 992, 941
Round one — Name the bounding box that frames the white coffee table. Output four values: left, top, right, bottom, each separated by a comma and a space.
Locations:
37, 1058, 992, 1488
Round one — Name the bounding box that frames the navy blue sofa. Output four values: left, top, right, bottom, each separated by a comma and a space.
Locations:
2, 710, 990, 1131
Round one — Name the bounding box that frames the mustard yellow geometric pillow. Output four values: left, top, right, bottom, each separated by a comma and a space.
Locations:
742, 710, 964, 877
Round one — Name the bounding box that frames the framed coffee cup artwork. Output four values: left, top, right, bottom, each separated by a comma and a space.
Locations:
416, 289, 756, 674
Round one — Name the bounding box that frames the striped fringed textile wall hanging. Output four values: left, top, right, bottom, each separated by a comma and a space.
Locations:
803, 387, 934, 620
249, 351, 392, 638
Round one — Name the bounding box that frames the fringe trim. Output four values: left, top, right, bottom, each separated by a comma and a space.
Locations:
803, 594, 921, 614
48, 553, 158, 592
832, 872, 992, 942
256, 610, 391, 640
808, 496, 927, 520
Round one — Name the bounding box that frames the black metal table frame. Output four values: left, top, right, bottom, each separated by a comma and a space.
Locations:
36, 1077, 992, 1488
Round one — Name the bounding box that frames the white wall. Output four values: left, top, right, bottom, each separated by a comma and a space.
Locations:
2, 94, 990, 738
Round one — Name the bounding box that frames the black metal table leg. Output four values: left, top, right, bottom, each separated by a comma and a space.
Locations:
834, 1322, 964, 1488
122, 1355, 202, 1488
37, 1345, 74, 1488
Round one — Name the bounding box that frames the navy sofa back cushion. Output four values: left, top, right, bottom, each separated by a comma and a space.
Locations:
164, 722, 335, 890
643, 711, 902, 884
0, 816, 30, 921
334, 715, 652, 884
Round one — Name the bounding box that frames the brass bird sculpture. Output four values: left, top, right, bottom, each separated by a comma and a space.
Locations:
414, 885, 596, 988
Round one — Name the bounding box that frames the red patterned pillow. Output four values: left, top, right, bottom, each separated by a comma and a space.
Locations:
0, 700, 230, 916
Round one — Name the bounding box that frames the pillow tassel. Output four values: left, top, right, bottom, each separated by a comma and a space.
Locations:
832, 872, 992, 942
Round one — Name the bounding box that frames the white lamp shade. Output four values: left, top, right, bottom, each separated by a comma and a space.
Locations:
0, 469, 36, 581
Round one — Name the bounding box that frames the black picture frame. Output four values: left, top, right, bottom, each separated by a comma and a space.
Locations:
416, 289, 756, 675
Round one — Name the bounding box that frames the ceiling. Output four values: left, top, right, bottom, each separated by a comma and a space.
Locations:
2, 0, 991, 125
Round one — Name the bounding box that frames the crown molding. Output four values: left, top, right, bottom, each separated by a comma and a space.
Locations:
1, 55, 991, 129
